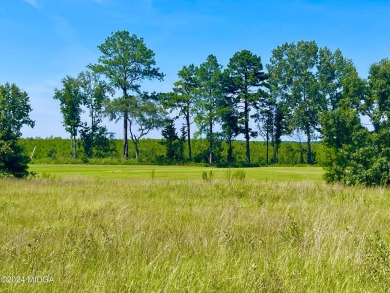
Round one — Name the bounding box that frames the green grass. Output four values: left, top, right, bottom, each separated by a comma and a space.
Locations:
29, 164, 325, 181
1, 165, 390, 292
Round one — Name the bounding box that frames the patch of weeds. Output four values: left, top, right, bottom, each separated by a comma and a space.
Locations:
262, 263, 285, 292
225, 169, 246, 181
281, 213, 303, 245
81, 156, 90, 164
232, 169, 246, 180
225, 168, 232, 181
202, 169, 213, 182
41, 172, 56, 180
363, 230, 390, 283
28, 171, 38, 178
231, 184, 248, 198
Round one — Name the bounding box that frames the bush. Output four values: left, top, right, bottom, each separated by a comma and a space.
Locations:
225, 169, 246, 181
0, 83, 34, 178
0, 138, 31, 178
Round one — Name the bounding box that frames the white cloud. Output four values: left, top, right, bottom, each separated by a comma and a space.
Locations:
22, 0, 42, 9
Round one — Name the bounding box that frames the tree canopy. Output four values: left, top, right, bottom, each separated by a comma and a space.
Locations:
0, 83, 34, 178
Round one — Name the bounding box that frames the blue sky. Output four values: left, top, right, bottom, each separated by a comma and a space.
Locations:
1, 0, 389, 138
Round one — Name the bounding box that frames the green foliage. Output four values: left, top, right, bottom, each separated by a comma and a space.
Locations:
201, 169, 213, 181
77, 71, 113, 158
107, 93, 167, 159
366, 58, 390, 132
79, 126, 117, 158
0, 83, 35, 136
162, 64, 198, 160
364, 231, 390, 283
26, 32, 390, 184
219, 71, 241, 164
321, 58, 390, 186
268, 41, 325, 164
226, 49, 269, 165
54, 72, 114, 159
193, 55, 223, 165
201, 170, 208, 180
225, 168, 246, 181
0, 83, 34, 178
89, 30, 164, 94
89, 30, 164, 158
53, 76, 84, 158
21, 137, 324, 167
0, 137, 31, 178
160, 119, 185, 162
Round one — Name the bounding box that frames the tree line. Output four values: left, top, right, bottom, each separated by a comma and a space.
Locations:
53, 31, 314, 166
20, 137, 324, 166
1, 29, 390, 185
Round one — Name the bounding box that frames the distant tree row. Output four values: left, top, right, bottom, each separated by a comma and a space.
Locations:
20, 137, 324, 167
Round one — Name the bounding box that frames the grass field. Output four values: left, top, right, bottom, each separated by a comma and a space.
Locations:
1, 165, 390, 292
29, 164, 325, 181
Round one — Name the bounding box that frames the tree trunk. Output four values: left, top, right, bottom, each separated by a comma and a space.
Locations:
186, 111, 192, 160
304, 121, 312, 164
71, 134, 77, 158
209, 120, 213, 165
244, 100, 250, 165
90, 106, 94, 158
307, 134, 312, 165
123, 111, 128, 158
299, 142, 304, 164
129, 119, 141, 160
134, 140, 140, 160
123, 88, 129, 159
272, 144, 278, 163
266, 127, 269, 165
228, 137, 233, 163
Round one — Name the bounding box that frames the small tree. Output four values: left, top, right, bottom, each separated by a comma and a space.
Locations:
77, 71, 113, 158
219, 70, 241, 164
54, 76, 83, 158
271, 105, 285, 163
161, 119, 185, 162
163, 64, 198, 160
256, 94, 276, 165
193, 54, 223, 165
0, 83, 34, 178
107, 92, 166, 159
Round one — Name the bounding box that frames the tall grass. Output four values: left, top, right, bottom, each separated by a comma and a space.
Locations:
1, 176, 390, 292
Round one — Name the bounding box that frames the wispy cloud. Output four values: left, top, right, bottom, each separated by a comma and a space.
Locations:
22, 0, 42, 9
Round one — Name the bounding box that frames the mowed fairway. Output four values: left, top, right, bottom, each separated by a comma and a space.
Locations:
29, 164, 325, 181
1, 165, 390, 292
